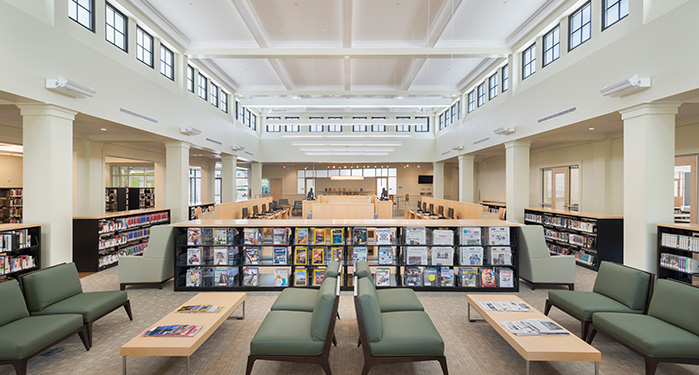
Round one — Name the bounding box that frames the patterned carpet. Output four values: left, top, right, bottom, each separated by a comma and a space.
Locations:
3, 266, 698, 375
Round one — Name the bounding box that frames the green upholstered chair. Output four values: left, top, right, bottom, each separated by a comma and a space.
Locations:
118, 225, 175, 290
518, 225, 576, 290
354, 277, 447, 375
588, 279, 699, 375
19, 263, 132, 347
0, 280, 89, 375
354, 260, 423, 312
270, 261, 340, 312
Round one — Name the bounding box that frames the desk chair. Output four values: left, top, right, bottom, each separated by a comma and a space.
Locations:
416, 200, 422, 212
447, 207, 454, 219
437, 206, 446, 219
252, 205, 260, 218
279, 198, 289, 207
242, 207, 250, 219
429, 203, 435, 215
262, 203, 268, 214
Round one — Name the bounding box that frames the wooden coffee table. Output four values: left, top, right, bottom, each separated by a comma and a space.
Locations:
467, 294, 601, 375
120, 292, 246, 375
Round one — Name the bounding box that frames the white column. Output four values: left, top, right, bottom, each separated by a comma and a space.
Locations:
458, 154, 475, 203
505, 140, 531, 223
621, 103, 679, 272
154, 161, 166, 209
591, 140, 612, 214
432, 161, 445, 199
165, 141, 190, 223
19, 104, 76, 267
221, 154, 237, 203
250, 161, 263, 199
201, 161, 216, 203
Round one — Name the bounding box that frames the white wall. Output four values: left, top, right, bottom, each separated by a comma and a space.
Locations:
0, 154, 22, 188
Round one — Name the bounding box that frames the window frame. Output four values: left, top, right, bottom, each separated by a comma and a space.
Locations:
371, 117, 386, 132
105, 2, 127, 52
467, 90, 475, 113
69, 0, 95, 31
352, 117, 367, 132
542, 25, 560, 67
197, 73, 207, 100
477, 82, 487, 107
395, 117, 411, 133
327, 117, 343, 132
210, 83, 219, 107
569, 1, 592, 51
488, 73, 498, 100
415, 116, 429, 132
522, 43, 536, 80
602, 0, 629, 30
221, 91, 228, 113
186, 65, 195, 93
501, 65, 509, 92
136, 26, 154, 68
160, 45, 174, 80
309, 117, 324, 132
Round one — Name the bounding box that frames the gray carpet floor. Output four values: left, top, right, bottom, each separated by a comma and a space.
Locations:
4, 266, 698, 375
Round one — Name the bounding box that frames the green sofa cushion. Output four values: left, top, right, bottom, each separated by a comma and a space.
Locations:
369, 311, 444, 357
0, 280, 29, 326
249, 311, 324, 356
357, 277, 382, 342
33, 291, 127, 322
0, 314, 83, 360
22, 263, 83, 313
310, 277, 337, 341
548, 290, 639, 321
593, 312, 699, 359
593, 262, 651, 311
648, 279, 699, 337
355, 260, 371, 279
376, 289, 424, 312
271, 288, 318, 312
325, 260, 341, 278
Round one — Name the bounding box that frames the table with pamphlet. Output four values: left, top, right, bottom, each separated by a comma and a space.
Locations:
466, 294, 600, 375
120, 292, 246, 374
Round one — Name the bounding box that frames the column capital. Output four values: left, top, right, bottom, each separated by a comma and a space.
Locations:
221, 153, 238, 161
17, 103, 77, 121
591, 139, 612, 151
251, 161, 262, 166
457, 154, 475, 162
164, 140, 191, 150
619, 102, 680, 121
504, 140, 531, 149
433, 160, 445, 166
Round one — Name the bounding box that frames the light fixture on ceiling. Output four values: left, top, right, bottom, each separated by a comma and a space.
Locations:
451, 145, 464, 151
45, 76, 96, 98
600, 75, 651, 97
179, 126, 202, 136
493, 126, 516, 135
330, 175, 365, 181
588, 127, 595, 131
100, 128, 107, 131
231, 145, 245, 152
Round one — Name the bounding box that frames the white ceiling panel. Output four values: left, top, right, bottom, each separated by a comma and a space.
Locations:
250, 0, 342, 44
211, 58, 287, 90
350, 58, 413, 89
352, 0, 446, 44
282, 58, 344, 88
409, 57, 481, 91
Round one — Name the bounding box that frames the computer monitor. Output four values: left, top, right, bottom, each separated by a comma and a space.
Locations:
253, 205, 259, 216
242, 207, 249, 219
429, 203, 434, 214
262, 203, 267, 213
438, 205, 444, 216
447, 207, 454, 219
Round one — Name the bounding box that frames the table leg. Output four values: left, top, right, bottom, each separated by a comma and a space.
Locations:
594, 361, 599, 375
525, 360, 530, 375
467, 302, 484, 322
122, 356, 126, 375
187, 356, 190, 375
229, 300, 245, 320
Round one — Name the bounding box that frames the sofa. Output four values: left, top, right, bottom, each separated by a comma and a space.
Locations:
118, 224, 175, 290
588, 279, 699, 375
545, 261, 653, 338
19, 263, 132, 347
0, 280, 89, 375
518, 225, 576, 290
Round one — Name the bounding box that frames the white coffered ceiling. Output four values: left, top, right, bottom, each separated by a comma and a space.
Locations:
132, 0, 561, 113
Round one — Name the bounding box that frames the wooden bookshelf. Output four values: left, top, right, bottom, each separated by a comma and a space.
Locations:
0, 188, 23, 224
657, 223, 699, 286
0, 223, 40, 280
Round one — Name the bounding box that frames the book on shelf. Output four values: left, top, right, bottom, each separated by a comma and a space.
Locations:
144, 324, 202, 337
498, 267, 515, 288
314, 228, 326, 245
405, 227, 426, 245
311, 247, 324, 265
295, 228, 309, 245
213, 228, 228, 245
378, 247, 393, 265
273, 228, 288, 245
460, 246, 484, 266
330, 247, 343, 263
460, 227, 482, 245
423, 267, 439, 286
405, 246, 428, 265
489, 247, 512, 266
375, 268, 391, 287
479, 301, 531, 312
273, 247, 288, 265
187, 248, 202, 265
186, 267, 201, 287
245, 247, 260, 265
295, 268, 307, 286
214, 268, 229, 286
352, 227, 368, 245
375, 228, 393, 245
274, 269, 289, 287
244, 228, 260, 245
480, 268, 496, 287
187, 228, 203, 246
330, 228, 344, 245
460, 268, 478, 287
488, 227, 510, 245
404, 266, 422, 286
431, 247, 454, 266
313, 269, 325, 286
201, 228, 213, 244
213, 247, 228, 265
500, 319, 568, 336
432, 230, 454, 245
352, 247, 368, 263
177, 305, 224, 313
295, 247, 308, 265
243, 267, 259, 286
440, 268, 455, 287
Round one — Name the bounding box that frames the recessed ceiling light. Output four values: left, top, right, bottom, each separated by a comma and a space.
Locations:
588, 127, 595, 131
100, 128, 107, 131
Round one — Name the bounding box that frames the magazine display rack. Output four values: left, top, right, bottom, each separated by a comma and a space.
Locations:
173, 219, 519, 292
657, 223, 699, 285
523, 208, 623, 271
0, 223, 41, 280
73, 208, 171, 272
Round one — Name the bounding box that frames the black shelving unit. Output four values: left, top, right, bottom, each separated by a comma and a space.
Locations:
105, 187, 127, 212
127, 187, 155, 210
73, 208, 170, 272
657, 223, 699, 285
0, 188, 23, 224
0, 223, 41, 280
524, 208, 623, 271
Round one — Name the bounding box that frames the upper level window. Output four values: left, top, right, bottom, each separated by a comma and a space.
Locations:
285, 117, 299, 132
522, 43, 536, 79
187, 66, 194, 93
136, 27, 153, 67
467, 91, 475, 113
221, 92, 228, 113
237, 102, 244, 123
210, 83, 219, 107
542, 25, 560, 67
439, 113, 445, 130
251, 113, 257, 130
266, 117, 281, 132
603, 0, 629, 29
371, 117, 386, 132
477, 82, 486, 107
197, 74, 207, 100
105, 3, 127, 51
415, 117, 429, 132
309, 117, 323, 132
245, 109, 252, 127
569, 2, 591, 50
328, 117, 342, 132
488, 73, 498, 100
69, 0, 94, 31
352, 117, 367, 132
396, 117, 410, 132
502, 65, 509, 92
160, 45, 174, 80
451, 101, 460, 122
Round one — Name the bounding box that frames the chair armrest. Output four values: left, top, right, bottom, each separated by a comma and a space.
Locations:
118, 256, 167, 283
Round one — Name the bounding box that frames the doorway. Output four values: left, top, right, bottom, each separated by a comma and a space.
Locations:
541, 165, 580, 211
675, 155, 697, 223
270, 178, 282, 202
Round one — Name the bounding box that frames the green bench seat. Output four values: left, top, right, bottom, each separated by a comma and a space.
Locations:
270, 260, 340, 312
355, 260, 424, 312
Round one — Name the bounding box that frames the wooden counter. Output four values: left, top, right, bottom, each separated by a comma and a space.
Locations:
174, 218, 520, 228
524, 207, 622, 220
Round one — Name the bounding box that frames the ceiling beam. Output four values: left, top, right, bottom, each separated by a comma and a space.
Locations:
186, 47, 510, 59
342, 0, 352, 48
88, 135, 161, 142
234, 89, 458, 97
533, 134, 607, 142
